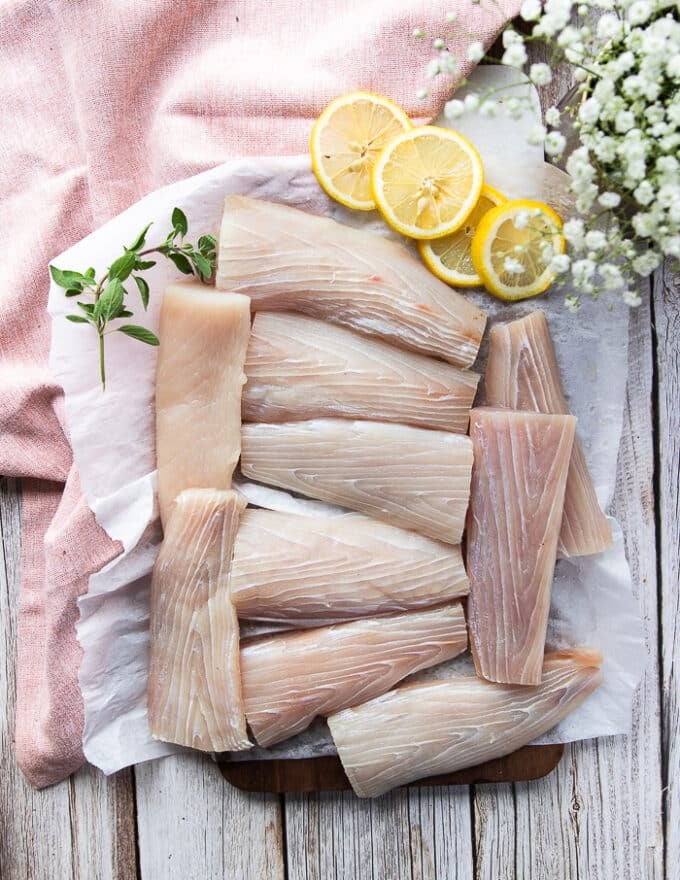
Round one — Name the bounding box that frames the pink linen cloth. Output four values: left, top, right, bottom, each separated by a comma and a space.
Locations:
0, 0, 522, 788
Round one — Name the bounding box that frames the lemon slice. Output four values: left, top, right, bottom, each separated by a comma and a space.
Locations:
371, 126, 484, 240
470, 199, 565, 301
418, 185, 507, 287
310, 92, 412, 211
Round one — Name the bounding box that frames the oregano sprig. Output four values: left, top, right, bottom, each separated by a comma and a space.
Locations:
50, 207, 217, 390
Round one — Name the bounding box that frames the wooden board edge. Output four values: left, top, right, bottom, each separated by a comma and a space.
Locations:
217, 744, 564, 793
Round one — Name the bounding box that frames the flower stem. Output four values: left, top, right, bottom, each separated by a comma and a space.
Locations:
99, 332, 106, 390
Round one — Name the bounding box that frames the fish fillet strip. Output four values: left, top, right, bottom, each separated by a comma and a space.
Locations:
467, 407, 576, 685
155, 282, 251, 527
240, 419, 473, 544
216, 196, 486, 368
485, 310, 613, 557
230, 509, 468, 623
243, 312, 479, 433
148, 489, 251, 752
328, 649, 603, 797
241, 603, 468, 747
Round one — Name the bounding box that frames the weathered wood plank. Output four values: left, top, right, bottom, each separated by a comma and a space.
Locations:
653, 261, 680, 880
134, 752, 285, 880
0, 478, 138, 880
473, 291, 664, 880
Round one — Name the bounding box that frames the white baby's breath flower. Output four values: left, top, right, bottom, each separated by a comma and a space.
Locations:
622, 289, 642, 307
633, 212, 655, 237
574, 68, 588, 81
505, 97, 524, 119
502, 43, 528, 67
416, 88, 429, 100
446, 10, 458, 22
464, 93, 480, 112
627, 0, 652, 24
467, 41, 485, 62
433, 38, 446, 50
413, 27, 426, 38
585, 230, 607, 251
514, 211, 530, 229
503, 257, 525, 275
632, 251, 662, 275
662, 235, 680, 258
597, 14, 624, 39
544, 131, 567, 155
520, 0, 542, 19
667, 55, 680, 78
634, 180, 656, 205
427, 58, 441, 78
549, 254, 571, 273
527, 124, 547, 145
601, 263, 625, 289
615, 110, 636, 133
479, 100, 499, 118
563, 218, 586, 246
579, 97, 602, 124
529, 63, 552, 85
545, 106, 561, 126
502, 29, 524, 47
565, 294, 581, 313
599, 192, 621, 209
444, 99, 465, 119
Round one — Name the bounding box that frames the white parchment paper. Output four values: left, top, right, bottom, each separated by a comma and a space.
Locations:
47, 69, 646, 775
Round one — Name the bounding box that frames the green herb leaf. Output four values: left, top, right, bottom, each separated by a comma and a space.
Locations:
171, 207, 188, 236
66, 314, 90, 324
193, 253, 213, 278
65, 288, 82, 297
168, 252, 194, 275
108, 251, 136, 282
86, 267, 96, 278
77, 301, 95, 314
135, 259, 157, 270
119, 309, 134, 318
117, 325, 160, 345
128, 222, 153, 252
198, 234, 217, 253
95, 278, 125, 322
134, 275, 150, 310
50, 266, 91, 289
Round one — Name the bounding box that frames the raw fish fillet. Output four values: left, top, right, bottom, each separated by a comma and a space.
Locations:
155, 283, 251, 526
216, 196, 486, 368
240, 419, 473, 544
243, 312, 479, 433
467, 407, 576, 685
231, 509, 468, 623
148, 489, 251, 752
241, 603, 468, 747
485, 310, 612, 557
328, 648, 603, 798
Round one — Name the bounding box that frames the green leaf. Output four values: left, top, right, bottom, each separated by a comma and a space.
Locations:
135, 258, 157, 270
50, 266, 92, 289
171, 207, 188, 236
95, 278, 125, 322
65, 288, 82, 297
108, 251, 136, 282
119, 309, 134, 318
117, 324, 160, 345
86, 267, 97, 278
134, 275, 150, 310
168, 252, 194, 275
198, 234, 217, 253
128, 222, 153, 252
181, 242, 194, 252
77, 301, 95, 314
193, 253, 213, 279
66, 314, 90, 324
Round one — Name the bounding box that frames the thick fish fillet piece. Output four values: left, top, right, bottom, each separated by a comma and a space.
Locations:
216, 196, 486, 368
148, 489, 251, 752
328, 648, 603, 798
155, 282, 251, 526
243, 312, 479, 433
467, 407, 576, 685
485, 310, 612, 557
240, 419, 474, 544
241, 603, 468, 747
231, 509, 468, 624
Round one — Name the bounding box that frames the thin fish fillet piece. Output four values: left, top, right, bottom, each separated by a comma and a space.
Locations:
216, 196, 486, 368
241, 603, 468, 747
328, 648, 603, 798
243, 312, 479, 433
231, 509, 468, 624
148, 489, 251, 752
240, 419, 473, 544
485, 310, 613, 557
467, 407, 576, 685
155, 282, 251, 527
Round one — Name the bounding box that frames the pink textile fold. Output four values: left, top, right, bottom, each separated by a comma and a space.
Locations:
0, 0, 522, 787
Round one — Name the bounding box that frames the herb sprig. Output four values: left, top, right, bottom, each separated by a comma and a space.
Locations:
50, 208, 217, 390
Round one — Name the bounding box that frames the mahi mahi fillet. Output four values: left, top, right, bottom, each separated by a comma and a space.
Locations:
240, 419, 474, 544
467, 408, 576, 685
230, 509, 468, 623
328, 648, 603, 797
240, 604, 468, 747
148, 489, 251, 752
155, 282, 251, 526
243, 312, 479, 433
216, 196, 486, 368
485, 310, 613, 557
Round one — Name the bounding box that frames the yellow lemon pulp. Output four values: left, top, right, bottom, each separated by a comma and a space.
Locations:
418, 185, 507, 287
371, 126, 484, 240
310, 92, 412, 211
470, 199, 565, 301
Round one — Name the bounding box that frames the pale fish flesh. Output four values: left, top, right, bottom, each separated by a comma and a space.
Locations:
148, 489, 251, 752
241, 603, 468, 747
216, 196, 486, 368
240, 419, 473, 544
243, 312, 479, 433
466, 407, 576, 685
230, 508, 468, 624
484, 310, 613, 557
155, 282, 251, 526
328, 648, 603, 797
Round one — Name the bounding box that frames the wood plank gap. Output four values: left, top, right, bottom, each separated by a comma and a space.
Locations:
279, 792, 290, 880
130, 765, 143, 880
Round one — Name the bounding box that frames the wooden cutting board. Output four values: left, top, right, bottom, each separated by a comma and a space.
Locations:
218, 744, 564, 793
